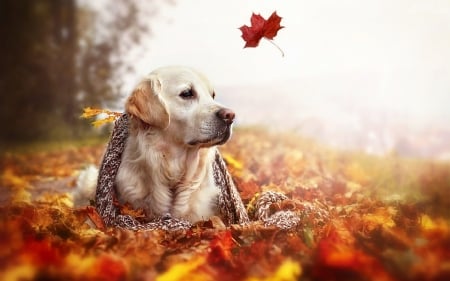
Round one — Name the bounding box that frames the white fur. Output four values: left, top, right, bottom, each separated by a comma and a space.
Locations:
73, 164, 98, 207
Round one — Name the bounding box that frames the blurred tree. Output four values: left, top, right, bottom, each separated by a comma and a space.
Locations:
76, 1, 159, 112
0, 0, 166, 142
0, 0, 75, 141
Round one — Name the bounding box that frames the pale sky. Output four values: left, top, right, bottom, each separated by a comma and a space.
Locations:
127, 0, 450, 120
111, 0, 450, 156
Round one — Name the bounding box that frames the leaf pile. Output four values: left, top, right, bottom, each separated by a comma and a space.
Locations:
1, 127, 450, 280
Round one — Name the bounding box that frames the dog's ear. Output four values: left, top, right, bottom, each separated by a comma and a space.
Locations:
126, 75, 170, 129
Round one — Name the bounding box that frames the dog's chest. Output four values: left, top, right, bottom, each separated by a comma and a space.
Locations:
146, 148, 218, 220
158, 149, 197, 188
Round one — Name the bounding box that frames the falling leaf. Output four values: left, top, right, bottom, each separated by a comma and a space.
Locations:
239, 12, 285, 56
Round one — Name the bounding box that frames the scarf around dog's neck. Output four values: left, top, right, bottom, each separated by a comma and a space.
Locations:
95, 114, 300, 231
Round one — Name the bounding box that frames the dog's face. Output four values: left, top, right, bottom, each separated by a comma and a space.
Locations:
126, 66, 234, 147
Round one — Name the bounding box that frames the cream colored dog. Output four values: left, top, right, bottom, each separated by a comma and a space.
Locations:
115, 66, 236, 223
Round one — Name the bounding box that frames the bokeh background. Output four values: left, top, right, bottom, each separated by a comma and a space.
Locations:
1, 0, 449, 159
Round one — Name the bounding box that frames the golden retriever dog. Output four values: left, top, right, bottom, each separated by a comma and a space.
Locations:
115, 66, 236, 223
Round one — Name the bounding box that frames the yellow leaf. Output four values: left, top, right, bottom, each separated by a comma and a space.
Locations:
223, 153, 244, 170
80, 107, 104, 119
156, 256, 211, 281
246, 259, 302, 281
0, 264, 36, 281
343, 162, 370, 185
2, 169, 31, 190
37, 193, 74, 208
65, 253, 97, 278
362, 210, 396, 231
81, 107, 122, 127
12, 188, 32, 204
2, 169, 32, 203
420, 214, 449, 235
91, 116, 116, 128
420, 214, 435, 230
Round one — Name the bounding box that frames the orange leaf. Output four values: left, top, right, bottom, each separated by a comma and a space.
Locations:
82, 206, 106, 230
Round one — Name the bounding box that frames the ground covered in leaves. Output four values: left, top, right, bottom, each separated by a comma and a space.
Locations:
1, 128, 449, 281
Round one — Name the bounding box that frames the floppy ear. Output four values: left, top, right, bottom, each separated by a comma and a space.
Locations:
126, 75, 170, 129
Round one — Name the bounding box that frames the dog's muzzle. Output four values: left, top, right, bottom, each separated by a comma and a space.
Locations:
214, 108, 234, 145
188, 108, 235, 147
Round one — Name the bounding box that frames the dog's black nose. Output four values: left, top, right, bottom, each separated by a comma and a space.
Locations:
216, 108, 235, 125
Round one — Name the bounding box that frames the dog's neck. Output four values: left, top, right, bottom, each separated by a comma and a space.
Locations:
134, 128, 208, 185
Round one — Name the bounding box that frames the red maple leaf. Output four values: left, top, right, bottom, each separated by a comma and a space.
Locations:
239, 11, 284, 55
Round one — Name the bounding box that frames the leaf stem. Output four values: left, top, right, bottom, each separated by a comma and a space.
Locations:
264, 38, 285, 57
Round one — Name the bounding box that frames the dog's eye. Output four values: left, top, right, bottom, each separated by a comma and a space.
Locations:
179, 89, 194, 99
212, 92, 216, 99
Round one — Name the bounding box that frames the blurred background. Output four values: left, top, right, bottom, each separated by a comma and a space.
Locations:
1, 0, 449, 159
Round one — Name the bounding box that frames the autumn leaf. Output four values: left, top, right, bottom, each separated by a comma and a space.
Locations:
222, 153, 243, 169
207, 231, 234, 266
91, 116, 117, 128
80, 107, 105, 119
81, 107, 122, 127
78, 206, 106, 230
245, 259, 302, 281
156, 257, 209, 281
239, 12, 285, 56
119, 203, 146, 221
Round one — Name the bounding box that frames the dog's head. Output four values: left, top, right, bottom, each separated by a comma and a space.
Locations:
126, 66, 234, 147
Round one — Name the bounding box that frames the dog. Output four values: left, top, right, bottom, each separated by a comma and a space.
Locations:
74, 66, 300, 230
113, 66, 237, 224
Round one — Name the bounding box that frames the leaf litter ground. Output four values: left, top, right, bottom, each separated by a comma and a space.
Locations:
1, 128, 449, 281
